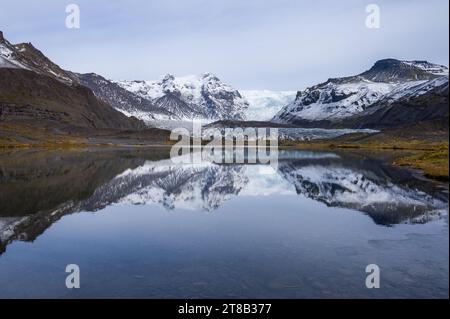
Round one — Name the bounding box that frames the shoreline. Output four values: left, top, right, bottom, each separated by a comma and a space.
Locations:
1, 137, 448, 184
280, 139, 449, 183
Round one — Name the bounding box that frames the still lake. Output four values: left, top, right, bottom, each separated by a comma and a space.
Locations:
0, 148, 448, 298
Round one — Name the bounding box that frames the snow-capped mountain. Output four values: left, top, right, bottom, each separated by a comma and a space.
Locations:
240, 90, 296, 120
73, 72, 174, 121
116, 73, 249, 121
273, 59, 449, 128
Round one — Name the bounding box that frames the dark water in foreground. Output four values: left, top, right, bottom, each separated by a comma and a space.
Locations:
0, 148, 448, 298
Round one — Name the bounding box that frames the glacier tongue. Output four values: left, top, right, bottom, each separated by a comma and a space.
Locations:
241, 90, 296, 120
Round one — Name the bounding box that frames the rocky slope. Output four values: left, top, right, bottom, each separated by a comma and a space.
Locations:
0, 31, 74, 84
73, 72, 174, 121
273, 59, 449, 129
0, 31, 146, 131
0, 68, 145, 130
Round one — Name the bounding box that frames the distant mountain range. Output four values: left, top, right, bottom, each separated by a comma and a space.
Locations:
1, 31, 294, 125
115, 76, 298, 122
273, 59, 449, 129
1, 30, 448, 134
0, 31, 255, 128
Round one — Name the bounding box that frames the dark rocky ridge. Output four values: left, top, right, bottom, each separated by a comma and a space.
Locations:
153, 92, 203, 119
0, 33, 74, 83
0, 31, 152, 134
0, 68, 145, 130
273, 58, 449, 130
359, 58, 441, 82
74, 73, 174, 119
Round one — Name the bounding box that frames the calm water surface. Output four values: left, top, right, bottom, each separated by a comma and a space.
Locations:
0, 148, 448, 298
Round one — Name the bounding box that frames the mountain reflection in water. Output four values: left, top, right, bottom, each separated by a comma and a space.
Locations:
0, 148, 447, 256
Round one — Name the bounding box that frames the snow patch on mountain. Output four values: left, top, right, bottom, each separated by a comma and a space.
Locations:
0, 39, 27, 69
402, 60, 449, 76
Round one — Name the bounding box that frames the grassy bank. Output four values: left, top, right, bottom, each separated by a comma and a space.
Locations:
393, 149, 449, 182
281, 138, 449, 182
0, 121, 174, 149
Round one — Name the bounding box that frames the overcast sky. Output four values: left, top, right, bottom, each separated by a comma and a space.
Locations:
0, 0, 448, 90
